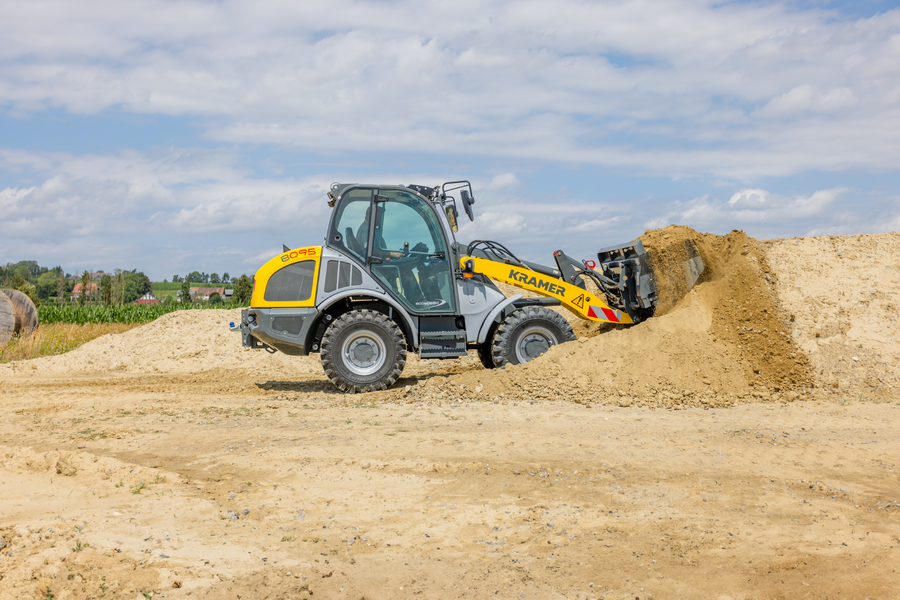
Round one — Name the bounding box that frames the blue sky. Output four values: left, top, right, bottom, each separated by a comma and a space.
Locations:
2, 0, 899, 280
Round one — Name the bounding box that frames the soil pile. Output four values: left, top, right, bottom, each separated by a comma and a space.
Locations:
766, 232, 900, 400
0, 309, 301, 378
401, 226, 813, 408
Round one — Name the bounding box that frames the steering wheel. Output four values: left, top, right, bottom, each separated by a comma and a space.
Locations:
382, 252, 423, 267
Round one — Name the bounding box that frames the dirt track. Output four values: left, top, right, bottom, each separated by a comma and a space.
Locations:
1, 231, 899, 599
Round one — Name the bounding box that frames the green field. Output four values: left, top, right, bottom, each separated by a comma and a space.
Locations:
38, 303, 238, 325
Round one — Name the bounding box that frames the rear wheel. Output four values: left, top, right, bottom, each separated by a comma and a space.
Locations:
320, 309, 407, 392
491, 307, 576, 368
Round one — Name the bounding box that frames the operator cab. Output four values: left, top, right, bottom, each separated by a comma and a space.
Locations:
325, 182, 474, 316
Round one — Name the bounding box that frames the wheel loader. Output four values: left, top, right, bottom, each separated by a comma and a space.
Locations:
234, 181, 704, 392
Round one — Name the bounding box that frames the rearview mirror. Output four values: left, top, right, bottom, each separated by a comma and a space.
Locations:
445, 205, 458, 232
460, 190, 475, 221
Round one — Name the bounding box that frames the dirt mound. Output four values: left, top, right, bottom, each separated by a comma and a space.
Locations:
645, 225, 811, 389
399, 226, 812, 408
0, 309, 302, 378
766, 232, 900, 400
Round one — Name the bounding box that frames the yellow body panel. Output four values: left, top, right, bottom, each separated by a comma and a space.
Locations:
251, 246, 322, 308
461, 256, 633, 325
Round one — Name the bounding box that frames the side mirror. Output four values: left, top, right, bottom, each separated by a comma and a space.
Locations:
445, 205, 459, 232
460, 190, 475, 221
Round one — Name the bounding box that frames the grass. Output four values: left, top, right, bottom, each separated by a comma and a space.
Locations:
0, 323, 139, 363
39, 302, 238, 325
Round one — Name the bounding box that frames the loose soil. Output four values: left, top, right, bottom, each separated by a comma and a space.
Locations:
1, 230, 898, 600
443, 226, 812, 408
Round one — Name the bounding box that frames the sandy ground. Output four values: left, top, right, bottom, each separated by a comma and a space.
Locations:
1, 231, 899, 600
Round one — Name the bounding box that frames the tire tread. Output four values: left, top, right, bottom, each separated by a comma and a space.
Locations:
491, 306, 576, 367
320, 309, 407, 393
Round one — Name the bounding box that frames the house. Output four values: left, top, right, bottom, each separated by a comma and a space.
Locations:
191, 287, 226, 301
72, 282, 99, 298
176, 287, 231, 301
135, 292, 160, 305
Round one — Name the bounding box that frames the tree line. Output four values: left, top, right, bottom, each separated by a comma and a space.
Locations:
1, 261, 252, 307
171, 271, 232, 284
1, 261, 155, 307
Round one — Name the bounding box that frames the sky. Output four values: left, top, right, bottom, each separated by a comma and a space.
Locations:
1, 0, 899, 281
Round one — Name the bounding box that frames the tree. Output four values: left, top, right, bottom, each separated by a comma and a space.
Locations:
222, 272, 230, 283
100, 275, 113, 305
234, 275, 252, 305
209, 292, 223, 306
113, 269, 125, 305
56, 273, 67, 302
187, 271, 203, 283
210, 273, 221, 284
124, 270, 152, 303
180, 279, 192, 304
36, 272, 59, 300
172, 274, 182, 283
14, 264, 31, 282
78, 271, 90, 307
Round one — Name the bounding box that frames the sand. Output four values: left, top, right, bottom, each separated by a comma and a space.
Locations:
1, 229, 899, 599
423, 226, 813, 408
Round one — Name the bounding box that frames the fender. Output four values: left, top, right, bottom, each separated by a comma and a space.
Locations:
476, 294, 522, 344
316, 289, 419, 346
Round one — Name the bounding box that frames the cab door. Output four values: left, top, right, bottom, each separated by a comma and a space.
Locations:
367, 190, 456, 314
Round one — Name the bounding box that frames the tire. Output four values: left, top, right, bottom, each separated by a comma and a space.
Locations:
320, 309, 407, 393
491, 306, 576, 368
476, 344, 495, 369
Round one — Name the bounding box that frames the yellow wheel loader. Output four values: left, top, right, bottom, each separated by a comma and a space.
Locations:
234, 181, 703, 392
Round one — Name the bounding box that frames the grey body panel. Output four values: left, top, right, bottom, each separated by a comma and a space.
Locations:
455, 276, 510, 343
242, 307, 318, 356
317, 246, 386, 303
476, 294, 522, 344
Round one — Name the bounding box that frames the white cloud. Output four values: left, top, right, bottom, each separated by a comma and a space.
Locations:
0, 1, 898, 177
0, 147, 336, 278
645, 187, 855, 238
758, 85, 859, 116
728, 188, 770, 208
485, 173, 521, 190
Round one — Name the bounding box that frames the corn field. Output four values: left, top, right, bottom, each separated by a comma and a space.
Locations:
38, 303, 230, 325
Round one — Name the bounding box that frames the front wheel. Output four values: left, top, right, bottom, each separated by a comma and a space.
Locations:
476, 343, 496, 369
491, 307, 576, 368
320, 309, 407, 392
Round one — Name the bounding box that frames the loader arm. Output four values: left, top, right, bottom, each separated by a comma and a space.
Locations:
460, 255, 634, 325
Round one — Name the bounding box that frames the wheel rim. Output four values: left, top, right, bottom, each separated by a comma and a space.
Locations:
342, 329, 387, 376
515, 325, 558, 363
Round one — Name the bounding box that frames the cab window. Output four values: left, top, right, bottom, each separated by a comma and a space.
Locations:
329, 189, 373, 260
